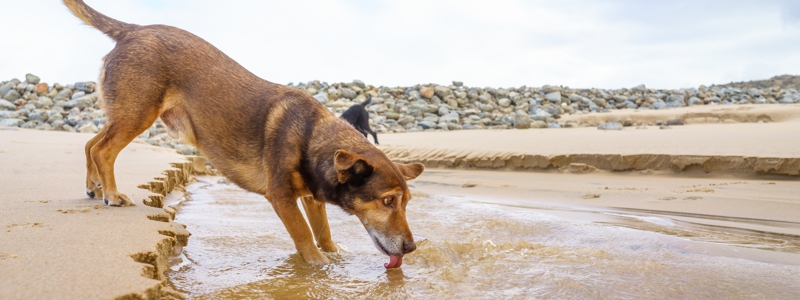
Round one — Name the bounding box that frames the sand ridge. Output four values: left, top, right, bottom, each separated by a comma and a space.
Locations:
377, 121, 800, 176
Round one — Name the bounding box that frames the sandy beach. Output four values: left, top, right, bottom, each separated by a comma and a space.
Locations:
0, 129, 197, 299
2, 104, 800, 299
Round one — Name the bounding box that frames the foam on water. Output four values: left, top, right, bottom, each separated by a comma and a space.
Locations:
168, 177, 800, 299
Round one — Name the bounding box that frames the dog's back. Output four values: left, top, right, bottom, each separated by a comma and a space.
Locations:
64, 0, 337, 194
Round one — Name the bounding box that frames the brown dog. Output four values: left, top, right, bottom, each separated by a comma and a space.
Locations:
64, 0, 424, 267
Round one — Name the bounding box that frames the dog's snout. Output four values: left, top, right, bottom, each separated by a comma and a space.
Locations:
403, 240, 416, 254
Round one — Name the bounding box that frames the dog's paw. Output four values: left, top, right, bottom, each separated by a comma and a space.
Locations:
302, 249, 331, 265
319, 240, 339, 253
103, 192, 135, 207
86, 184, 103, 200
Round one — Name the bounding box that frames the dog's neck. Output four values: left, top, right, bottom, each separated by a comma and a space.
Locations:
304, 116, 380, 205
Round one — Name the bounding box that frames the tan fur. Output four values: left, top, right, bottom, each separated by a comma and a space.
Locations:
64, 0, 424, 264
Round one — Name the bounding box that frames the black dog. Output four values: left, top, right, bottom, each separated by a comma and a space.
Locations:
340, 95, 378, 144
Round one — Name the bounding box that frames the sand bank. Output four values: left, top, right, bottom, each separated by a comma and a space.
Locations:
559, 103, 800, 125
0, 129, 206, 299
378, 121, 800, 175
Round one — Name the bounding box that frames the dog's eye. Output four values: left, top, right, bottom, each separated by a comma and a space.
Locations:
382, 196, 394, 206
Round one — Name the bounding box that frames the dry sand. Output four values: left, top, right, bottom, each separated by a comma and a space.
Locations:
0, 129, 198, 299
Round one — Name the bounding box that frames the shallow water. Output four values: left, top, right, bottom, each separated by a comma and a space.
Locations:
168, 177, 800, 299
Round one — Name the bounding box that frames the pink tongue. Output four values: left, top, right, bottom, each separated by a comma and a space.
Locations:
384, 255, 403, 269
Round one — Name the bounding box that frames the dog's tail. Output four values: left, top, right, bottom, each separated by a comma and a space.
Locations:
360, 95, 372, 106
63, 0, 137, 42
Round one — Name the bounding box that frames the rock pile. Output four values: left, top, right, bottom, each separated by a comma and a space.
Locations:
290, 77, 799, 133
2, 74, 799, 154
0, 74, 198, 155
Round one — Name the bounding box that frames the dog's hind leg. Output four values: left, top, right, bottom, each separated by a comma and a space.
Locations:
84, 126, 108, 199
90, 108, 160, 206
368, 129, 379, 145
300, 196, 338, 252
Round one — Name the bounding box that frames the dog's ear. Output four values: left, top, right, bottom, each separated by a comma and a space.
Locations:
334, 150, 373, 183
395, 163, 424, 180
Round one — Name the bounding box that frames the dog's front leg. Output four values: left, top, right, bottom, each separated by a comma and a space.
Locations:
300, 196, 338, 252
268, 195, 330, 264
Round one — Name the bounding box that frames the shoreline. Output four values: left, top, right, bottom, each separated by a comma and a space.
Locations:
0, 129, 207, 300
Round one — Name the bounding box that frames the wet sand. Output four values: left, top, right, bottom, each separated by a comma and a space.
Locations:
169, 176, 800, 299
0, 129, 193, 299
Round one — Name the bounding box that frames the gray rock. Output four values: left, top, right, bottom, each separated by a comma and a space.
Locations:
26, 74, 41, 85
438, 112, 460, 123
531, 120, 547, 129
352, 80, 366, 89
71, 91, 86, 100
598, 122, 623, 130
73, 82, 96, 93
547, 122, 561, 129
0, 83, 13, 97
35, 123, 52, 131
28, 112, 46, 122
0, 99, 15, 110
47, 113, 64, 123
398, 115, 415, 125
477, 93, 493, 103
542, 86, 562, 93
417, 121, 436, 129
38, 96, 53, 108
340, 88, 357, 99
54, 89, 73, 101
434, 86, 451, 98
665, 94, 685, 107
545, 92, 561, 103
64, 96, 94, 110
513, 114, 531, 129
3, 90, 20, 101
633, 84, 646, 91
452, 81, 463, 87
313, 93, 328, 103
498, 98, 512, 107
438, 106, 450, 116
592, 98, 607, 107
51, 120, 66, 130
688, 97, 703, 106
659, 125, 672, 130
624, 100, 637, 109
495, 88, 510, 98
780, 96, 795, 104
651, 101, 667, 109
21, 121, 41, 129
666, 119, 684, 126
1, 118, 24, 127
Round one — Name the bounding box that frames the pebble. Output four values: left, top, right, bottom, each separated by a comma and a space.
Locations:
597, 122, 623, 130
666, 119, 684, 126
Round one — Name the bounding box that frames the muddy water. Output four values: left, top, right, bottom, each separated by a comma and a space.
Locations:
168, 177, 800, 299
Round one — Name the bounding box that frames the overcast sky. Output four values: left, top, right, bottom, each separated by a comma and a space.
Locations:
2, 0, 799, 89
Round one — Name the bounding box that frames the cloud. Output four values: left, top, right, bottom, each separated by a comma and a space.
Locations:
1, 0, 798, 89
